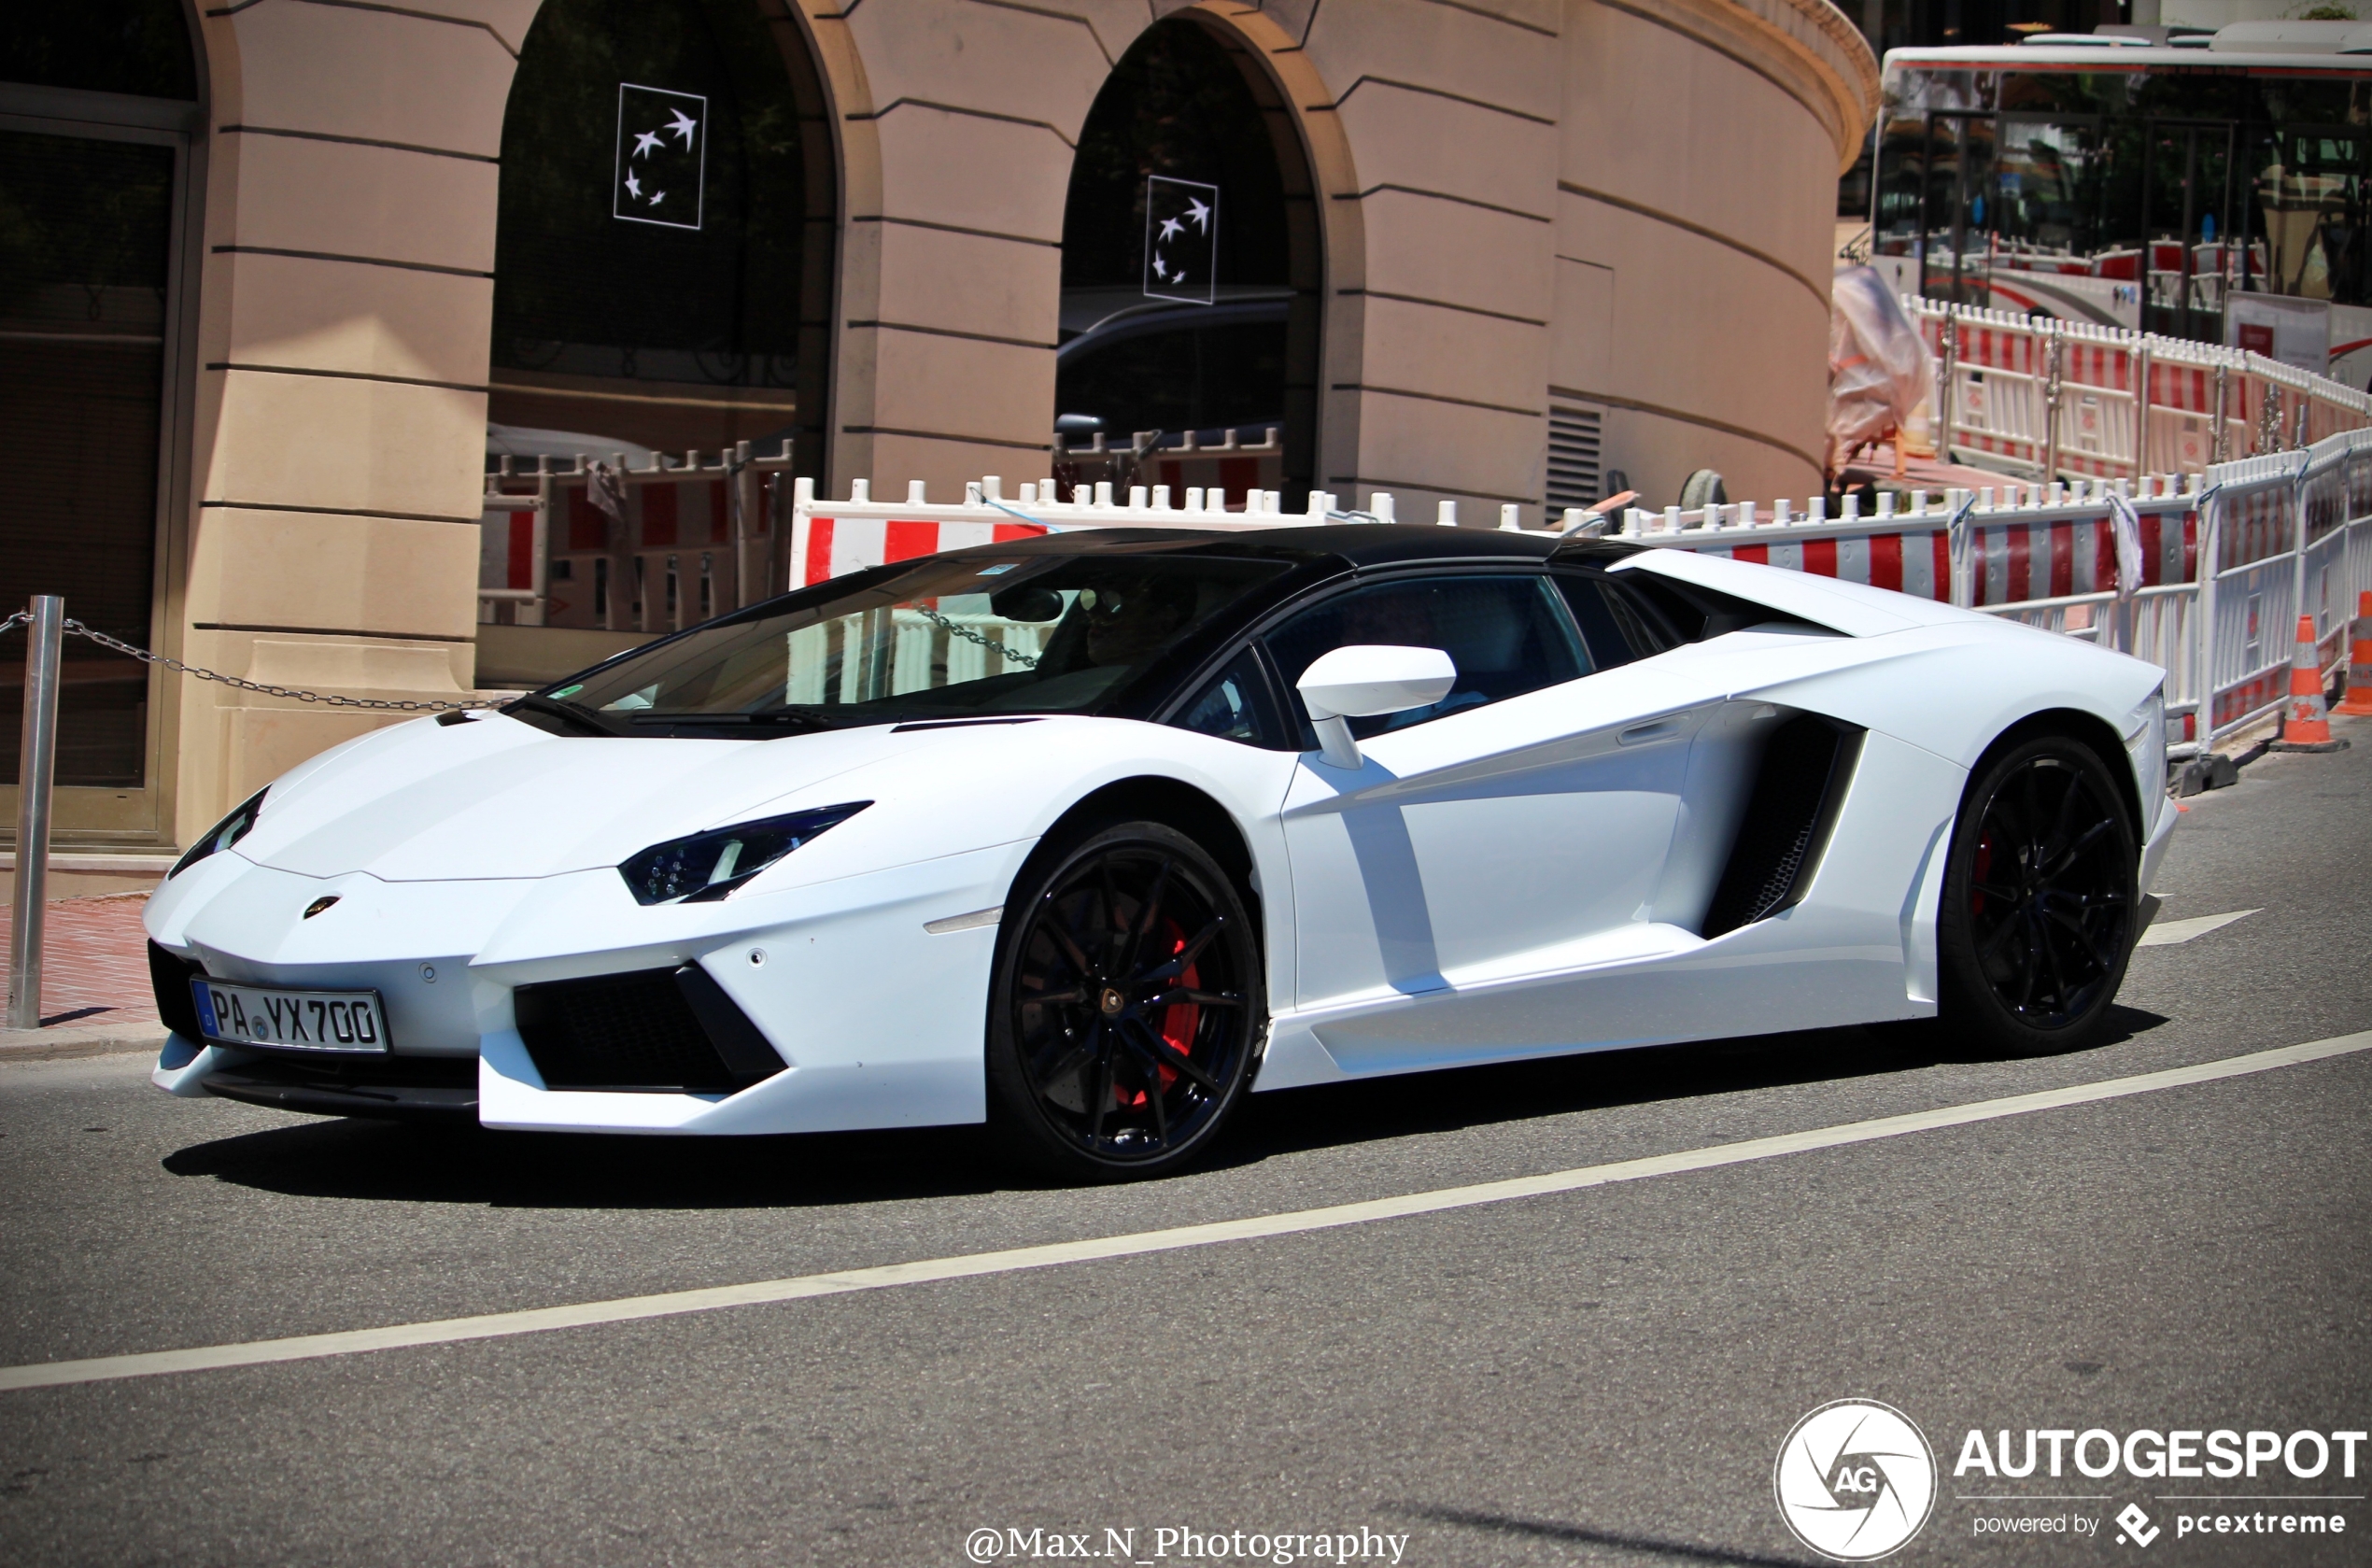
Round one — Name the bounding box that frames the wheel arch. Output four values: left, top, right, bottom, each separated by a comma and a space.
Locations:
1024, 775, 1264, 943
1965, 706, 2144, 843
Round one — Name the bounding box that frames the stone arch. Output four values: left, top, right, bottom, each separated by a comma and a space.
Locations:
487, 0, 837, 477
1052, 5, 1350, 507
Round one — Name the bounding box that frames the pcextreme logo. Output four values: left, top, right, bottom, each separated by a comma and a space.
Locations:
1775, 1400, 1940, 1561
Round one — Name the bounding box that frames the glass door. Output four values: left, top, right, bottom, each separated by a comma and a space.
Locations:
2139, 120, 2238, 341
1917, 110, 1997, 308
0, 88, 196, 841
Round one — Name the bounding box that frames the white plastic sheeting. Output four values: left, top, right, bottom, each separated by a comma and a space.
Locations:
1828, 266, 1933, 474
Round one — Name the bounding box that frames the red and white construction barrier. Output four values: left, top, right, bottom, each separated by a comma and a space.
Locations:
784, 476, 1349, 590
1911, 297, 2372, 486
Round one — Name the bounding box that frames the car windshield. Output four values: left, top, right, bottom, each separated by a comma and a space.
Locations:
541, 551, 1287, 727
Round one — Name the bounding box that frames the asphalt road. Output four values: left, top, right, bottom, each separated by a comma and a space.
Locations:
3, 721, 2367, 1567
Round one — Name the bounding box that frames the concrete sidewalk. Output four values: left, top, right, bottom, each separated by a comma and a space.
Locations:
0, 895, 166, 1062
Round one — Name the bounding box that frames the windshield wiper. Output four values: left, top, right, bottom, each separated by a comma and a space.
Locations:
503, 692, 620, 737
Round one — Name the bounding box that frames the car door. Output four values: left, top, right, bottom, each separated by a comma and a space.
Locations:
1265, 568, 1710, 1072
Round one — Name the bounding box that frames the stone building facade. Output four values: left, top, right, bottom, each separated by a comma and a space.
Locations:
0, 0, 1874, 858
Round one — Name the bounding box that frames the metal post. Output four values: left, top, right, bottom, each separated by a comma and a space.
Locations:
526, 458, 551, 628
2294, 449, 2312, 661
2133, 342, 2152, 479
1938, 305, 1959, 466
2041, 322, 2065, 485
2196, 494, 2222, 747
607, 453, 629, 634
732, 440, 758, 610
2210, 363, 2229, 465
7, 596, 64, 1032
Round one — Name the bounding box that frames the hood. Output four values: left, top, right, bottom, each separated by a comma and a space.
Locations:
238, 713, 912, 882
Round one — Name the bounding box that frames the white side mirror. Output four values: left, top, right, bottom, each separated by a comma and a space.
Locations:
1296, 644, 1458, 769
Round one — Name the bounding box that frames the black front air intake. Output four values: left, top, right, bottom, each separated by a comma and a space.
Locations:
513, 965, 785, 1093
149, 940, 207, 1040
1702, 714, 1864, 939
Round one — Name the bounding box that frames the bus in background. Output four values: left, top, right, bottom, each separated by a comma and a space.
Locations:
1870, 22, 2372, 388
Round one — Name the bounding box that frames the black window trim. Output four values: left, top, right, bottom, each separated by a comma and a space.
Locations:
1159, 560, 1601, 749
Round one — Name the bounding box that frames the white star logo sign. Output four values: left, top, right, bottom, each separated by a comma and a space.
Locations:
1141, 175, 1218, 304
614, 84, 708, 230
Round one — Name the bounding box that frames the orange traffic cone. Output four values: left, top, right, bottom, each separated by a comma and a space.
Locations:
2281, 614, 2336, 746
2335, 591, 2372, 716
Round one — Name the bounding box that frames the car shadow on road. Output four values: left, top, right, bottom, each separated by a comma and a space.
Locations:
162, 1113, 1011, 1209
160, 1006, 2167, 1210
1217, 1003, 2168, 1169
1401, 1503, 1821, 1566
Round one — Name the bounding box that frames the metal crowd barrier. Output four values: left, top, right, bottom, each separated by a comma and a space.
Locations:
1905, 296, 2372, 485
1607, 477, 2214, 758
483, 441, 802, 635
1614, 428, 2372, 755
784, 445, 2372, 763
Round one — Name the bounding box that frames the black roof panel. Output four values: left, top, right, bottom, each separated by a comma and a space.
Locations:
941, 522, 1574, 570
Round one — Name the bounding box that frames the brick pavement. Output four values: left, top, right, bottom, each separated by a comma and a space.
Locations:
0, 895, 158, 1029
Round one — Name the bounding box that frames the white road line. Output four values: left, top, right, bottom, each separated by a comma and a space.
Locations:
2136, 910, 2260, 947
4, 1030, 2365, 1394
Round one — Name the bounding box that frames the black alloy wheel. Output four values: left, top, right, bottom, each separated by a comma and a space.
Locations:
1936, 735, 2138, 1053
987, 821, 1262, 1179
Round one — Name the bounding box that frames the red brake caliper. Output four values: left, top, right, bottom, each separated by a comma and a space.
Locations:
1117, 924, 1201, 1109
1972, 833, 1994, 918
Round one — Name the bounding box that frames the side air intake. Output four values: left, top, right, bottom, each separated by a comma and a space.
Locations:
1701, 714, 1863, 939
513, 965, 786, 1093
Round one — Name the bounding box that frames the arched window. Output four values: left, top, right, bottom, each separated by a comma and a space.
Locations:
490, 0, 833, 472
0, 0, 200, 794
1057, 19, 1320, 506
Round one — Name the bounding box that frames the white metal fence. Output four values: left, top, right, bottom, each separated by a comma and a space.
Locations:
1611, 429, 2372, 754
780, 444, 2372, 762
1906, 296, 2372, 485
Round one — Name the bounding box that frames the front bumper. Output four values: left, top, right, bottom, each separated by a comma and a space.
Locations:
2138, 783, 2179, 901
150, 1035, 474, 1117
148, 841, 1033, 1135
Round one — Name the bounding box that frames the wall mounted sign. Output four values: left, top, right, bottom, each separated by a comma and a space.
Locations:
614, 83, 706, 231
1144, 175, 1218, 304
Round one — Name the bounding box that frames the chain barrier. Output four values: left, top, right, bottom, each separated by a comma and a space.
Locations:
911, 604, 1042, 669
0, 614, 480, 712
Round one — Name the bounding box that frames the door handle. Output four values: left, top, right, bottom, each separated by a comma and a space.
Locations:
1617, 717, 1684, 746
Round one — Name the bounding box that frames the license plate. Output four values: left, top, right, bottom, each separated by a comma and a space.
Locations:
190, 980, 390, 1052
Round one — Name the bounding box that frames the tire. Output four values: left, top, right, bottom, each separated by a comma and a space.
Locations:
986, 820, 1264, 1180
1933, 733, 2139, 1055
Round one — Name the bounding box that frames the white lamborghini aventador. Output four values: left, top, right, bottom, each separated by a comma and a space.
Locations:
148, 525, 2174, 1177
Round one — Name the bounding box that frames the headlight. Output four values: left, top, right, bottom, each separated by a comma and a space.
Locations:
170, 788, 268, 880
619, 802, 870, 905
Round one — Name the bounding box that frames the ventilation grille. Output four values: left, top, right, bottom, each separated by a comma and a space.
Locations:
514, 966, 783, 1093
1702, 716, 1862, 939
1546, 403, 1604, 511
149, 941, 206, 1041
